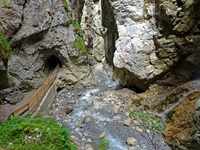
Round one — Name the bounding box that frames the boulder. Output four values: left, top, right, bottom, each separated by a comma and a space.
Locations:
101, 0, 200, 91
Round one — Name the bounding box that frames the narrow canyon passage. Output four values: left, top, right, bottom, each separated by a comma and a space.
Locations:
46, 64, 170, 150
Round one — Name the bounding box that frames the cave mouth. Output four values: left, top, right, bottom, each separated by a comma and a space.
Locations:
45, 55, 62, 73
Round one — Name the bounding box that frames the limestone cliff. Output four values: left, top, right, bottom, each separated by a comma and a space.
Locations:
100, 0, 200, 91
0, 0, 94, 103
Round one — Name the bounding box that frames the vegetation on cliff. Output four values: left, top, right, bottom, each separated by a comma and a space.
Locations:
0, 31, 11, 70
70, 21, 88, 57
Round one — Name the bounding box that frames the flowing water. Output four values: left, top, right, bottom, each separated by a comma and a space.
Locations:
47, 64, 170, 150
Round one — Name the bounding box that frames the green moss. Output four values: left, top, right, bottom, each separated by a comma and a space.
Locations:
9, 75, 14, 85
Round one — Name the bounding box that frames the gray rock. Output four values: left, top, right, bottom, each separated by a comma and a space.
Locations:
124, 118, 134, 127
126, 137, 137, 146
83, 116, 95, 124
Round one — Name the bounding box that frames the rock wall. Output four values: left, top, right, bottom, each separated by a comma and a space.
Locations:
100, 0, 200, 91
80, 0, 106, 64
0, 0, 94, 103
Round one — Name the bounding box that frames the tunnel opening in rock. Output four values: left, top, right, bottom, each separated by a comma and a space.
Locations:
45, 55, 62, 73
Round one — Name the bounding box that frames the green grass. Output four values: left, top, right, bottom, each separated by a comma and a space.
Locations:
2, 0, 11, 8
72, 22, 83, 37
61, 0, 69, 11
0, 116, 77, 150
93, 136, 109, 150
69, 36, 88, 57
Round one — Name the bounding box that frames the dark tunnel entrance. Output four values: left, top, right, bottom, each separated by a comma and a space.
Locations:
45, 55, 62, 74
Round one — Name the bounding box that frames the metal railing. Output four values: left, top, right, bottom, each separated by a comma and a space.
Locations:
9, 65, 59, 118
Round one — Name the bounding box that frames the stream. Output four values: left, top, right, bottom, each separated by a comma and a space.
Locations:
46, 64, 170, 150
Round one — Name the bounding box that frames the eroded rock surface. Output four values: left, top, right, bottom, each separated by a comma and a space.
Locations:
101, 0, 200, 90
0, 0, 94, 103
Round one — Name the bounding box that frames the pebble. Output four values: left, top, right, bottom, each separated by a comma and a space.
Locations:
99, 131, 106, 138
69, 100, 76, 104
83, 116, 95, 124
70, 135, 78, 143
126, 137, 137, 146
135, 126, 143, 133
124, 118, 134, 127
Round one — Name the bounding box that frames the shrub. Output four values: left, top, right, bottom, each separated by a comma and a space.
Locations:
0, 116, 77, 150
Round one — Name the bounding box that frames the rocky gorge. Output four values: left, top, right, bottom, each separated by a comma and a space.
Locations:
1, 0, 200, 149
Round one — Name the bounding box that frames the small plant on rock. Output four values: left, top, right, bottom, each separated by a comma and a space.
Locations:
2, 0, 11, 8
70, 21, 88, 57
129, 111, 165, 150
93, 134, 109, 150
61, 0, 69, 11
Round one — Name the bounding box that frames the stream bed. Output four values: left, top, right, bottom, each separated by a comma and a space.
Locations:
46, 64, 170, 150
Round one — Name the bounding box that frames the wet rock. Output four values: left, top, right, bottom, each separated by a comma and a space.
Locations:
126, 137, 137, 146
83, 116, 95, 124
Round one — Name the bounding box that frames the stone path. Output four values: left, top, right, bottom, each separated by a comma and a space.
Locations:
46, 64, 171, 150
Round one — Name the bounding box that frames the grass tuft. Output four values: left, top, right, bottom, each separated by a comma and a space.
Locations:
0, 116, 77, 150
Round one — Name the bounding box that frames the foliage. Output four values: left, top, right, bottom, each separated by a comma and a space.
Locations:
129, 111, 165, 150
69, 36, 88, 57
93, 136, 109, 150
72, 21, 83, 37
61, 0, 68, 11
70, 21, 88, 57
0, 116, 77, 150
0, 31, 11, 69
197, 103, 200, 111
2, 0, 11, 8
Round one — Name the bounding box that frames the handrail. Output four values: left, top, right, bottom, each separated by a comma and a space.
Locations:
9, 65, 59, 118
